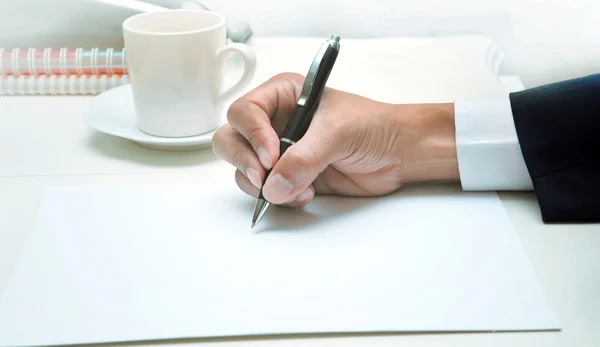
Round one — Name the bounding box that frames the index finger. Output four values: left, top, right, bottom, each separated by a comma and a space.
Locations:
226, 73, 303, 170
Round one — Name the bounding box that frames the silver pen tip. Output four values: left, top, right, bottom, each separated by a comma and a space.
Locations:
252, 198, 271, 228
330, 35, 340, 43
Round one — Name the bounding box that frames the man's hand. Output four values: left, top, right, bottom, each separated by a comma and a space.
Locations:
212, 73, 459, 207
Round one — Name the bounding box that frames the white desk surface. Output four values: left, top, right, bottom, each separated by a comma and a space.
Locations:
1, 37, 599, 347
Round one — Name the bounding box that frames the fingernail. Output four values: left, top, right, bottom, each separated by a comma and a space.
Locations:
297, 187, 313, 202
263, 173, 294, 203
246, 168, 262, 189
256, 147, 272, 170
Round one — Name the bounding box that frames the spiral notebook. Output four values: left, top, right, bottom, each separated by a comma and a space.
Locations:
0, 48, 126, 76
0, 47, 128, 95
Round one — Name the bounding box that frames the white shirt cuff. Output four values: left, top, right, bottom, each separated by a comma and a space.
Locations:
454, 96, 533, 191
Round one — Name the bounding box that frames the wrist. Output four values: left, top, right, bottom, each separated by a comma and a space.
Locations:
398, 103, 459, 184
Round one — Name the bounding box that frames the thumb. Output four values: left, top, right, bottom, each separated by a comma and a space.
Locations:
262, 129, 339, 204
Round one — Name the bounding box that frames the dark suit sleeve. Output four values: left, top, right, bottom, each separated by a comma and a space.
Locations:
509, 74, 600, 223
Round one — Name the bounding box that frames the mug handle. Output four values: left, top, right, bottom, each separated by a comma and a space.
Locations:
215, 43, 257, 105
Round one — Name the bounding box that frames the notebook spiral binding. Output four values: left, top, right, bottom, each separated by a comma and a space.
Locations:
0, 48, 129, 95
0, 48, 127, 76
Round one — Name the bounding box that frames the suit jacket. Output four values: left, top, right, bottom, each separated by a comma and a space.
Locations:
509, 74, 600, 222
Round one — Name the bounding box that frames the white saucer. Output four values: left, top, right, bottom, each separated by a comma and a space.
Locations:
83, 84, 221, 151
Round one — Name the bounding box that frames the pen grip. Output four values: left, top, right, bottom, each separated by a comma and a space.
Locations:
281, 102, 319, 143
257, 140, 293, 201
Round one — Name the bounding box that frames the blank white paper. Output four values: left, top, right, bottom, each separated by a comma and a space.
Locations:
0, 183, 559, 347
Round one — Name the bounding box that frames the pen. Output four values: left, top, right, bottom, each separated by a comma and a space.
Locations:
252, 34, 341, 228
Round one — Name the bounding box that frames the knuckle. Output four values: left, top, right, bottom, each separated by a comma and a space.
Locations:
226, 100, 246, 124
211, 127, 228, 157
212, 126, 226, 144
226, 101, 265, 149
327, 114, 347, 133
231, 150, 247, 171
271, 73, 304, 98
329, 118, 352, 144
284, 148, 314, 172
246, 122, 264, 148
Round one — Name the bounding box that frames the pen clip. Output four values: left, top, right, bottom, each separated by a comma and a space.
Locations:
297, 36, 340, 106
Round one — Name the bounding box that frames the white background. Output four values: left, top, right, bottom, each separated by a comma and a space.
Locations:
1, 0, 600, 88
0, 14, 599, 347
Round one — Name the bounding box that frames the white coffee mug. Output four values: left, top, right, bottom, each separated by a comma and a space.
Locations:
122, 10, 257, 137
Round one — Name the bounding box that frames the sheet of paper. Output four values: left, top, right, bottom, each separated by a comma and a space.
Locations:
0, 183, 559, 346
